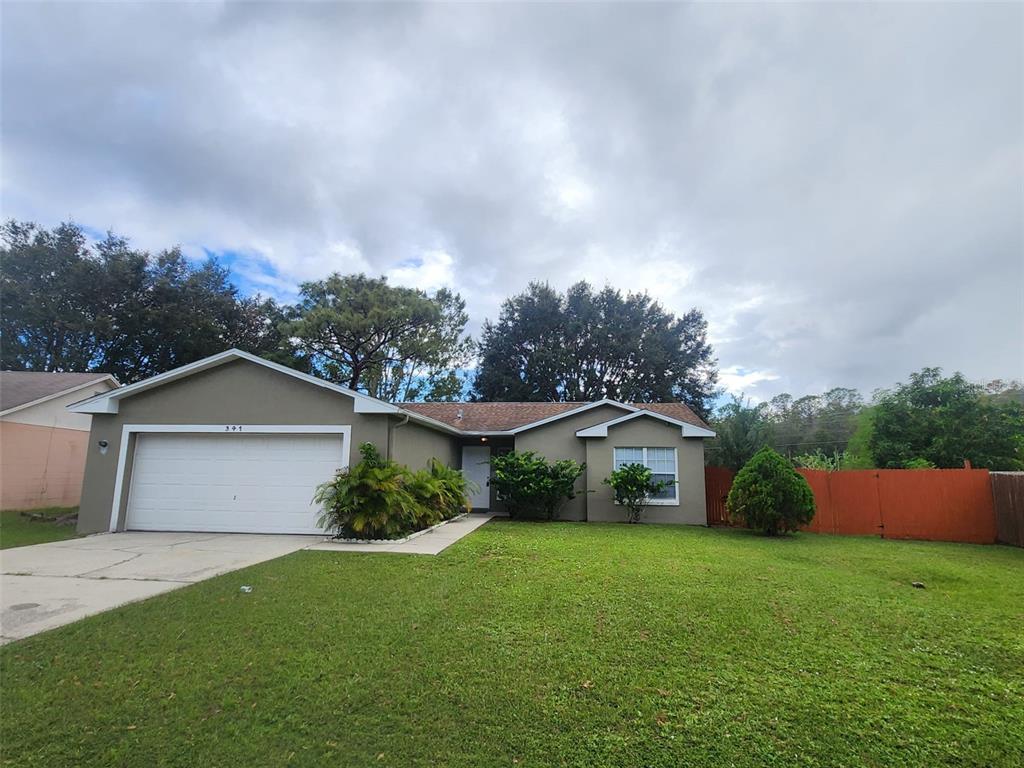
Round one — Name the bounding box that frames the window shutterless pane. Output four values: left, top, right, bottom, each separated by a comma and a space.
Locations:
612, 447, 677, 502
651, 473, 675, 498
646, 448, 675, 473
614, 448, 644, 469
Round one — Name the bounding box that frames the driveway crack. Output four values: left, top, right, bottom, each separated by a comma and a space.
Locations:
77, 551, 144, 578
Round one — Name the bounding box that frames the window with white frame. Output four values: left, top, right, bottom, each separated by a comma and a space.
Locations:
613, 447, 678, 503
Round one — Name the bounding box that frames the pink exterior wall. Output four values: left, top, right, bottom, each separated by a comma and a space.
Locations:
0, 422, 90, 509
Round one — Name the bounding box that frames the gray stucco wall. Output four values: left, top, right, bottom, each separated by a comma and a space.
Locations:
513, 404, 630, 521
390, 421, 459, 470
77, 359, 392, 534
584, 416, 707, 525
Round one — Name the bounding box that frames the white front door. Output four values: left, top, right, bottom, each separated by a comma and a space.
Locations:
461, 445, 491, 510
125, 433, 346, 533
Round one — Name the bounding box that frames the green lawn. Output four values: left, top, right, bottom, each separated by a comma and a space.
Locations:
2, 523, 1022, 767
0, 507, 81, 549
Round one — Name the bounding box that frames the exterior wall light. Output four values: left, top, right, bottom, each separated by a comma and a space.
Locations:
98, 439, 109, 455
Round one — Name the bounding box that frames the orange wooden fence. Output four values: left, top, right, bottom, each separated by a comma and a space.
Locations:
704, 466, 735, 526
705, 466, 998, 544
991, 472, 1024, 548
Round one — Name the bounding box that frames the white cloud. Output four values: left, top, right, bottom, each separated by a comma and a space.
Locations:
718, 366, 781, 400
387, 250, 456, 293
1, 1, 1021, 401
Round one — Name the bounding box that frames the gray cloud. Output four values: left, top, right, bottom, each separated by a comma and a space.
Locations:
3, 1, 1021, 399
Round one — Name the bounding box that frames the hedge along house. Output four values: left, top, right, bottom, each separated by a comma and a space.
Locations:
69, 349, 715, 535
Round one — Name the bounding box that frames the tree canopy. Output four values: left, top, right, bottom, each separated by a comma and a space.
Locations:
472, 281, 718, 418
283, 273, 473, 401
706, 395, 771, 471
0, 220, 298, 383
868, 368, 1024, 470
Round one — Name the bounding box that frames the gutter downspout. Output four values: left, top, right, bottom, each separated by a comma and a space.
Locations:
387, 413, 410, 461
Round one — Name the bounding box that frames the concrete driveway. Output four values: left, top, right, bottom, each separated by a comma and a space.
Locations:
0, 532, 317, 643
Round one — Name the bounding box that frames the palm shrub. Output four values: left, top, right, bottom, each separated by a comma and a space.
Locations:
406, 470, 448, 528
489, 450, 585, 520
727, 446, 815, 535
313, 443, 420, 539
604, 463, 672, 523
426, 459, 475, 518
407, 459, 475, 526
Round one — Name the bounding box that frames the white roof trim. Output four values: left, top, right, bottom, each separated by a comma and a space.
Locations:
508, 398, 636, 434
398, 409, 467, 436
575, 409, 716, 439
67, 349, 400, 415
1, 375, 120, 417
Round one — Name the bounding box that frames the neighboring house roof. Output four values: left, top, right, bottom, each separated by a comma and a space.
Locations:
401, 399, 710, 432
0, 371, 119, 416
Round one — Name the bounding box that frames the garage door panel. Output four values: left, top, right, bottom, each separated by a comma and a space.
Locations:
125, 433, 346, 534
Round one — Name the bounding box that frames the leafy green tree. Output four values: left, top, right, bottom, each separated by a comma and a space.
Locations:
726, 447, 816, 535
0, 220, 300, 382
362, 288, 473, 402
472, 282, 567, 402
284, 274, 472, 401
869, 368, 1024, 470
472, 281, 718, 418
231, 296, 311, 372
707, 395, 770, 470
604, 463, 671, 523
489, 450, 586, 520
0, 221, 104, 371
843, 408, 877, 469
764, 387, 863, 458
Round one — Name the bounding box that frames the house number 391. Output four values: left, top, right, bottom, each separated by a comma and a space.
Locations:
224, 425, 243, 431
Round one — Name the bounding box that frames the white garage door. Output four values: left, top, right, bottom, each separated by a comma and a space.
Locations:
125, 433, 346, 534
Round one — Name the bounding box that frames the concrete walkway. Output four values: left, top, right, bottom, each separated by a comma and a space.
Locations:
307, 513, 495, 554
1, 514, 494, 643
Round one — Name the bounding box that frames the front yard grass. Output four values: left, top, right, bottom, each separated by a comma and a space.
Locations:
2, 523, 1022, 767
0, 506, 81, 549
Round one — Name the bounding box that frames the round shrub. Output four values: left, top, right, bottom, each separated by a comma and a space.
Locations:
726, 446, 815, 535
489, 450, 585, 521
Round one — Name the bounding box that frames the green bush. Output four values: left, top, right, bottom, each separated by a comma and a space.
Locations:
313, 443, 419, 539
408, 459, 475, 525
727, 447, 815, 536
489, 450, 585, 520
314, 444, 474, 540
903, 457, 937, 469
792, 449, 853, 471
603, 463, 672, 523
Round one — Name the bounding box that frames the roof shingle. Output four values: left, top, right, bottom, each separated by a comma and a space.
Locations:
0, 371, 115, 412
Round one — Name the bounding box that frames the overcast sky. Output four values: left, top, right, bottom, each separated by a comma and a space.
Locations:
3, 2, 1022, 401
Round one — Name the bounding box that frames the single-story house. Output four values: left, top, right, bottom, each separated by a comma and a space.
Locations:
69, 349, 714, 535
1, 371, 119, 510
